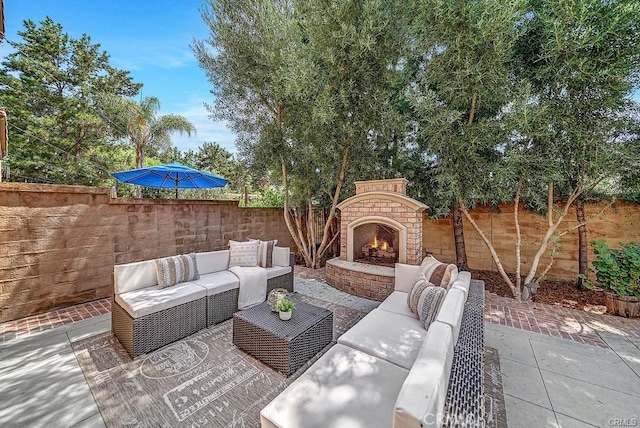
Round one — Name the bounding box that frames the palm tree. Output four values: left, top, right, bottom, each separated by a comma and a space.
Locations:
100, 95, 196, 197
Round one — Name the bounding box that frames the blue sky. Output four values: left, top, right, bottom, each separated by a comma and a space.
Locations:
1, 0, 236, 153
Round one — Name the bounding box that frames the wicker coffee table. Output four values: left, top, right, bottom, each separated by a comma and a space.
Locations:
232, 300, 333, 376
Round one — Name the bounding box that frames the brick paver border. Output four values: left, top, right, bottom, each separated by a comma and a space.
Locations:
485, 292, 640, 348
0, 299, 111, 343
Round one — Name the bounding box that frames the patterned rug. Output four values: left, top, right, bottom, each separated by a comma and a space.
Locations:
73, 295, 366, 428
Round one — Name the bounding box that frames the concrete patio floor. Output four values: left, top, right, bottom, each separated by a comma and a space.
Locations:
1, 274, 639, 427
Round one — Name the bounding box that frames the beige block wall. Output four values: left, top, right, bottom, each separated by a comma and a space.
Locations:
0, 183, 293, 322
423, 202, 640, 280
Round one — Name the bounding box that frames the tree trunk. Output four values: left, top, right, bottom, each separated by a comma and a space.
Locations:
576, 198, 588, 289
452, 204, 469, 271
135, 148, 144, 198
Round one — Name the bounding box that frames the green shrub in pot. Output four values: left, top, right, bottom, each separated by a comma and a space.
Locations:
582, 240, 640, 298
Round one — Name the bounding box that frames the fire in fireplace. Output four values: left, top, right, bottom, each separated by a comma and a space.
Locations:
353, 223, 399, 267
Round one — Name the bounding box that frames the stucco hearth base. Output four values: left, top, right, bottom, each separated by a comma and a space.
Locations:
325, 258, 395, 301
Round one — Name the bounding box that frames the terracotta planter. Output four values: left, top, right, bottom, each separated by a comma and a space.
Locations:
605, 292, 640, 318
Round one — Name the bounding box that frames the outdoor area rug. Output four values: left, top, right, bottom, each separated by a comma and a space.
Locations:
73, 295, 366, 428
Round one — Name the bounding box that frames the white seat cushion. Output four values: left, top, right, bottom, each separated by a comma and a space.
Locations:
114, 259, 157, 294
190, 270, 239, 296
377, 291, 415, 319
337, 308, 425, 370
450, 271, 471, 298
196, 250, 230, 275
264, 265, 291, 280
260, 344, 409, 428
394, 321, 454, 428
115, 282, 206, 318
435, 288, 466, 344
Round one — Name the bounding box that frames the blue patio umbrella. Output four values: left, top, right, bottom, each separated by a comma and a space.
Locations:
112, 163, 228, 198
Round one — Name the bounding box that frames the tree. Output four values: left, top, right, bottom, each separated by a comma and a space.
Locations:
513, 0, 640, 289
194, 0, 408, 267
409, 0, 523, 272
100, 96, 195, 197
411, 0, 640, 300
0, 17, 141, 185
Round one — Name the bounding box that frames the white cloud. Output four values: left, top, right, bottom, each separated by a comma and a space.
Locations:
163, 101, 238, 154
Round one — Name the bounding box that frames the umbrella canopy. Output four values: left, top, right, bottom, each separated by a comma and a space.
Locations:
112, 163, 228, 198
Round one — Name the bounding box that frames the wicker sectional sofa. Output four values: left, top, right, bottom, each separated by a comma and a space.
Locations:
260, 263, 480, 428
112, 247, 294, 358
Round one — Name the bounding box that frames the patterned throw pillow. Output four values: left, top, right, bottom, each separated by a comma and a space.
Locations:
407, 273, 429, 316
155, 253, 200, 289
249, 238, 278, 268
417, 285, 447, 329
419, 255, 459, 289
228, 240, 259, 267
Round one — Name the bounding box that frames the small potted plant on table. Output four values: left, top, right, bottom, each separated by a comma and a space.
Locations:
582, 240, 640, 318
276, 298, 295, 320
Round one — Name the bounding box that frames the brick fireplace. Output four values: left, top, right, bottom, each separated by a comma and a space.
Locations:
326, 178, 428, 300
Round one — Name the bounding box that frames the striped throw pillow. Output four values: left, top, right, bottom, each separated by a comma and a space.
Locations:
155, 254, 200, 289
250, 238, 278, 268
228, 240, 259, 267
407, 274, 429, 316
419, 255, 458, 289
417, 285, 447, 329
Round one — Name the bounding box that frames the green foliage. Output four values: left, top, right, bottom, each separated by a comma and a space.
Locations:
0, 17, 141, 185
582, 240, 640, 298
276, 298, 295, 312
241, 186, 285, 207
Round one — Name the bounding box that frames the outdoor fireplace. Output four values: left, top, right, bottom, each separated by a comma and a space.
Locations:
326, 178, 428, 300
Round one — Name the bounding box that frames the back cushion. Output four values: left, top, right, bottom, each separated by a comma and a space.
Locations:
394, 263, 423, 293
394, 321, 454, 428
228, 240, 259, 267
419, 255, 458, 289
417, 286, 447, 329
114, 260, 158, 295
435, 288, 467, 344
196, 250, 230, 274
272, 246, 291, 267
155, 254, 200, 289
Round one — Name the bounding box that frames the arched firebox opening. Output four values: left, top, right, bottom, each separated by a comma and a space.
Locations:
346, 215, 408, 264
352, 222, 399, 267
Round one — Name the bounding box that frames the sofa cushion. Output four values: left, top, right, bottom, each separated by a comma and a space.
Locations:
337, 308, 426, 370
264, 265, 291, 280
254, 239, 277, 268
394, 321, 454, 428
435, 288, 466, 344
420, 255, 458, 289
407, 274, 429, 316
450, 271, 472, 298
378, 291, 415, 319
394, 263, 422, 293
228, 240, 259, 267
114, 259, 157, 295
155, 254, 200, 289
190, 270, 239, 296
196, 250, 230, 275
260, 344, 409, 428
417, 286, 447, 329
272, 246, 290, 267
115, 282, 206, 318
